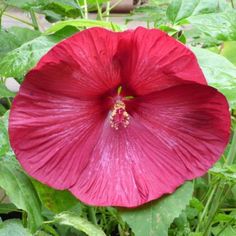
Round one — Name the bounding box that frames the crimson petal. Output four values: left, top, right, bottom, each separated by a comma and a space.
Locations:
9, 87, 107, 189
71, 84, 230, 207
28, 27, 123, 99
117, 27, 207, 95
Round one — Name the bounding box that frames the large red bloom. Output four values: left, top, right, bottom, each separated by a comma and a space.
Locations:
9, 27, 230, 207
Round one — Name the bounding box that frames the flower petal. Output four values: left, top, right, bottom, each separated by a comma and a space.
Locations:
28, 27, 124, 99
9, 84, 107, 189
70, 84, 230, 207
117, 27, 207, 95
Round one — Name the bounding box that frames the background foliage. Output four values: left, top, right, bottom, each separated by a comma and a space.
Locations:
0, 0, 236, 235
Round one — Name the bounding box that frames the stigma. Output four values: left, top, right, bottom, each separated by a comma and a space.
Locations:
110, 100, 130, 130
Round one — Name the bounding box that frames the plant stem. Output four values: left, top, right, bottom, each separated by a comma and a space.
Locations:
0, 192, 6, 203
231, 0, 235, 8
203, 185, 225, 236
109, 0, 123, 11
0, 5, 8, 29
75, 0, 85, 18
29, 10, 39, 31
226, 129, 236, 165
83, 0, 88, 19
3, 12, 34, 27
6, 97, 12, 108
195, 184, 218, 232
22, 211, 28, 227
105, 0, 110, 22
202, 128, 236, 235
88, 206, 97, 225
96, 0, 103, 20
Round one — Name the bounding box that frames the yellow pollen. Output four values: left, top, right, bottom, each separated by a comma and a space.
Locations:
110, 101, 130, 130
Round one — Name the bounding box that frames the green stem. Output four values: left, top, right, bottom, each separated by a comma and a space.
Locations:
0, 5, 8, 29
29, 10, 39, 30
204, 129, 236, 235
195, 184, 218, 232
6, 97, 12, 108
203, 185, 224, 236
201, 128, 236, 235
105, 0, 110, 22
88, 206, 97, 225
109, 0, 123, 11
75, 0, 85, 18
96, 0, 103, 20
0, 192, 6, 203
3, 12, 34, 27
226, 129, 236, 165
83, 0, 88, 19
231, 0, 235, 8
22, 211, 28, 227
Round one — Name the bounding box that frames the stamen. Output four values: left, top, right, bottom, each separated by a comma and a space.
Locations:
110, 101, 130, 130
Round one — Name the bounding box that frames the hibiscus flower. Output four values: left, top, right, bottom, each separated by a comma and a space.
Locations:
9, 27, 230, 207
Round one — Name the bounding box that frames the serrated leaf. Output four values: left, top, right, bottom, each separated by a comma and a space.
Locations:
188, 10, 236, 42
192, 47, 236, 108
54, 211, 106, 236
119, 182, 193, 236
166, 0, 221, 24
44, 19, 125, 35
0, 219, 32, 236
0, 159, 43, 232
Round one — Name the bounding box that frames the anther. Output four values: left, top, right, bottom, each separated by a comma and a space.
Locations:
110, 101, 130, 130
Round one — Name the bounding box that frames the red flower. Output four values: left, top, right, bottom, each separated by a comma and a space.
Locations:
9, 27, 230, 207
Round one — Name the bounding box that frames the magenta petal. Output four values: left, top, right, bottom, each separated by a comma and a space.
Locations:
70, 84, 230, 207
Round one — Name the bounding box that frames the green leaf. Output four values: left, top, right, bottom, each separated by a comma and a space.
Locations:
0, 27, 81, 81
210, 164, 236, 182
0, 112, 12, 158
32, 180, 79, 214
38, 0, 82, 19
0, 27, 40, 58
44, 19, 125, 35
54, 211, 106, 236
3, 0, 39, 10
166, 0, 220, 24
212, 225, 236, 236
0, 203, 18, 214
0, 219, 32, 236
192, 47, 236, 108
221, 41, 236, 66
120, 182, 193, 236
0, 35, 59, 80
188, 10, 236, 42
0, 159, 43, 232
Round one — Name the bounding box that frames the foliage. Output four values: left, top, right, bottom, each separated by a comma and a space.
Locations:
0, 0, 236, 236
